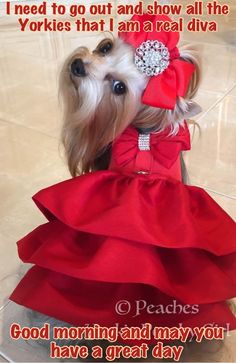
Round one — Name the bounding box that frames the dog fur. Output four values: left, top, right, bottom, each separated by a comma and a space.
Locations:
59, 35, 201, 177
26, 33, 212, 362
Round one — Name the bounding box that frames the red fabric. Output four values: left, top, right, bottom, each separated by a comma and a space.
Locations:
11, 266, 236, 342
11, 266, 236, 337
119, 14, 180, 51
15, 220, 236, 305
10, 123, 236, 339
119, 14, 195, 109
109, 122, 190, 178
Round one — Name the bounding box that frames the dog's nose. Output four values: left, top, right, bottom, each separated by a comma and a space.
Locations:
70, 58, 86, 77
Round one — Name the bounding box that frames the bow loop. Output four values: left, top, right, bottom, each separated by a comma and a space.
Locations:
142, 67, 177, 109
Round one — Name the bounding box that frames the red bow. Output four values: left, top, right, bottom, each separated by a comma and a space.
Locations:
112, 122, 191, 170
119, 14, 195, 110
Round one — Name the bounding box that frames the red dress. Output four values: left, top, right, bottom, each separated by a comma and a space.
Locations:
10, 122, 236, 335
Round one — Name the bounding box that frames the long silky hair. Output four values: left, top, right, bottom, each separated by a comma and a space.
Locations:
59, 39, 201, 177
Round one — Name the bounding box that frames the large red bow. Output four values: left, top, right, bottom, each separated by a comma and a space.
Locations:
112, 122, 191, 170
119, 14, 195, 110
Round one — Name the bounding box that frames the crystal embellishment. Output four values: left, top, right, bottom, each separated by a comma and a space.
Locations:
135, 40, 170, 77
138, 133, 150, 151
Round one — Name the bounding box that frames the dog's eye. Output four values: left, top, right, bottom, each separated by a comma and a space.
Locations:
112, 80, 127, 95
98, 40, 113, 55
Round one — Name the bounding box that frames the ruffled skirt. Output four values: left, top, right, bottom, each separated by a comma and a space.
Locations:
10, 171, 236, 333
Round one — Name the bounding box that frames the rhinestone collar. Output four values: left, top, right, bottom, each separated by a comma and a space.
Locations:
138, 133, 150, 151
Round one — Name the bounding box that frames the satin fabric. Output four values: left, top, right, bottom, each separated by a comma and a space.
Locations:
10, 123, 236, 340
119, 14, 195, 109
110, 122, 191, 172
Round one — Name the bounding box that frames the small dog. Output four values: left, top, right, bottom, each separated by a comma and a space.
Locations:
59, 34, 201, 179
15, 13, 208, 362
8, 11, 236, 362
23, 23, 203, 362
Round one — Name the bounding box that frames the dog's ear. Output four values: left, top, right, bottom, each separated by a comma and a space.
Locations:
59, 55, 80, 117
59, 54, 87, 177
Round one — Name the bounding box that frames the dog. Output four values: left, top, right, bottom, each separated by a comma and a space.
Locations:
59, 34, 201, 180
20, 22, 205, 362
10, 12, 236, 361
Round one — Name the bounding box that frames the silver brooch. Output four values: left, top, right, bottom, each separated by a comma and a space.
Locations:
135, 40, 170, 77
138, 133, 150, 151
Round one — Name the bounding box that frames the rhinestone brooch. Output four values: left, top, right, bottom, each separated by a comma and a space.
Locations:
135, 40, 170, 77
138, 133, 150, 151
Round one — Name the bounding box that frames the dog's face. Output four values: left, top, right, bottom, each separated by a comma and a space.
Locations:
60, 36, 201, 176
67, 37, 149, 134
70, 37, 148, 109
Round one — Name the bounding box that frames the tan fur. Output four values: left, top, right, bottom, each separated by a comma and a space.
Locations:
59, 37, 201, 176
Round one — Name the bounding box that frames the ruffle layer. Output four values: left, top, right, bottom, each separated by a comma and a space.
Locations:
33, 171, 236, 255
16, 220, 236, 305
10, 266, 236, 332
10, 171, 236, 331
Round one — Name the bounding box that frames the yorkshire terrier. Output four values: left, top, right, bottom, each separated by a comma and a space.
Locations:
19, 20, 204, 363
7, 12, 210, 363
59, 33, 201, 180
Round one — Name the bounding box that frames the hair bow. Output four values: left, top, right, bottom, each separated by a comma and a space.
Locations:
119, 14, 195, 110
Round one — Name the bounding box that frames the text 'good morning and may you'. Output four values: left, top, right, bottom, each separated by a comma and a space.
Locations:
11, 323, 225, 361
